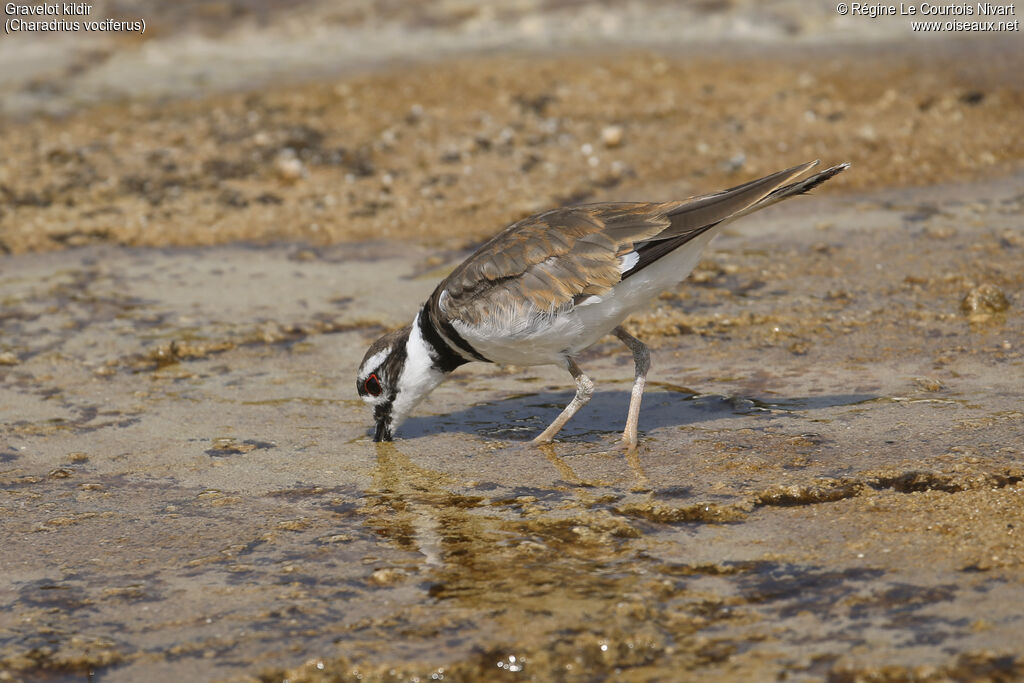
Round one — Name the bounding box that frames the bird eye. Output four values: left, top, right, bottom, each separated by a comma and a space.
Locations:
364, 373, 382, 397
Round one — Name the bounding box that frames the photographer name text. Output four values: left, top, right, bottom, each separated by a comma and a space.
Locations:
836, 2, 1018, 30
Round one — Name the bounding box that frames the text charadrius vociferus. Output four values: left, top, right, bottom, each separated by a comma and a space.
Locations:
357, 160, 848, 448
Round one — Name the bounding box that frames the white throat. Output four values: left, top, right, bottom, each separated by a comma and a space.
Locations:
389, 312, 448, 430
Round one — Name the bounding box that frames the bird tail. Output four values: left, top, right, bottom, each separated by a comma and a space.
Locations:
663, 160, 850, 236
620, 160, 849, 281
736, 162, 851, 218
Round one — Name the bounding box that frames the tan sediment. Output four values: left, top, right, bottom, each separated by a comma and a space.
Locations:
2, 50, 1023, 255
1, 16, 1024, 683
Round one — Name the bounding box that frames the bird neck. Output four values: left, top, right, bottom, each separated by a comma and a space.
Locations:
418, 302, 481, 371
388, 312, 450, 431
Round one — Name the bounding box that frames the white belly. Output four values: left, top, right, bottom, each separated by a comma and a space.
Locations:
455, 310, 583, 366
455, 231, 716, 366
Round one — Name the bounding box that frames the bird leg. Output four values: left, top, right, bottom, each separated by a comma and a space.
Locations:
614, 326, 650, 451
532, 358, 594, 445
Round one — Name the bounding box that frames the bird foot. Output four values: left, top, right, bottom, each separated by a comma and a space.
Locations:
621, 433, 639, 453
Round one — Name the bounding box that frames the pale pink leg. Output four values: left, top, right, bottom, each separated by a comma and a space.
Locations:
532, 358, 594, 444
614, 326, 650, 451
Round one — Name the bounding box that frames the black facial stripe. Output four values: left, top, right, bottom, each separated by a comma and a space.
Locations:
419, 305, 487, 370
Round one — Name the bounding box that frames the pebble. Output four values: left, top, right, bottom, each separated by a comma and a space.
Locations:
924, 225, 956, 239
721, 153, 746, 173
601, 125, 623, 148
960, 283, 1009, 317
369, 567, 406, 586
0, 352, 18, 365
275, 152, 305, 183
913, 377, 944, 392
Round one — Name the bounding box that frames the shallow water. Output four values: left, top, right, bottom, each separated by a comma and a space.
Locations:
2, 1, 1023, 676
2, 176, 1022, 680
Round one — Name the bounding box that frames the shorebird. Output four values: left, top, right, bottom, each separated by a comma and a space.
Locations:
357, 160, 848, 448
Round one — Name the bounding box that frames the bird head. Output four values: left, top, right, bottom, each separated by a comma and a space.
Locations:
356, 316, 447, 441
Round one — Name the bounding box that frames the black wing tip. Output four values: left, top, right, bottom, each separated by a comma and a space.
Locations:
789, 161, 851, 196
811, 161, 849, 185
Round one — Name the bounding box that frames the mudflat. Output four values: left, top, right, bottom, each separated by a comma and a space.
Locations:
1, 2, 1022, 681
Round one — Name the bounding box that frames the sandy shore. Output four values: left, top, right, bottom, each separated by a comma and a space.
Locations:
2, 176, 1022, 680
2, 44, 1023, 257
1, 1, 1023, 681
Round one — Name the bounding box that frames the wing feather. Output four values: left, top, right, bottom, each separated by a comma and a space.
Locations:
436, 204, 671, 324
433, 161, 829, 325
662, 160, 819, 235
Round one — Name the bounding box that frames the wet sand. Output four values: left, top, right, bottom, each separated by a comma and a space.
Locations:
2, 2, 1024, 681
2, 176, 1022, 680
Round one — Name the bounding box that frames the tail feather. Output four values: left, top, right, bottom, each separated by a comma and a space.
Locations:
743, 162, 851, 215
622, 161, 849, 281
664, 160, 821, 235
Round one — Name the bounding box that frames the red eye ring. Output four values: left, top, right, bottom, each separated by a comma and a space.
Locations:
364, 373, 382, 397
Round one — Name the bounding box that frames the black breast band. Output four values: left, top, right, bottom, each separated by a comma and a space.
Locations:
418, 305, 489, 371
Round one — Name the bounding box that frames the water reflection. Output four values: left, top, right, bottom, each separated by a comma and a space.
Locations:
332, 441, 995, 681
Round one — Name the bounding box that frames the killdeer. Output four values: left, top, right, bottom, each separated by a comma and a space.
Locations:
357, 160, 848, 448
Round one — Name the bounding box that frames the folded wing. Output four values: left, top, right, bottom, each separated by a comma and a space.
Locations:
434, 161, 833, 325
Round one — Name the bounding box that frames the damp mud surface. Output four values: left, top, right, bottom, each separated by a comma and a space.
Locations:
3, 179, 1023, 682
2, 2, 1024, 682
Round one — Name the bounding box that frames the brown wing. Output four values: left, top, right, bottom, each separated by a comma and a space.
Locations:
434, 161, 823, 325
436, 203, 675, 325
